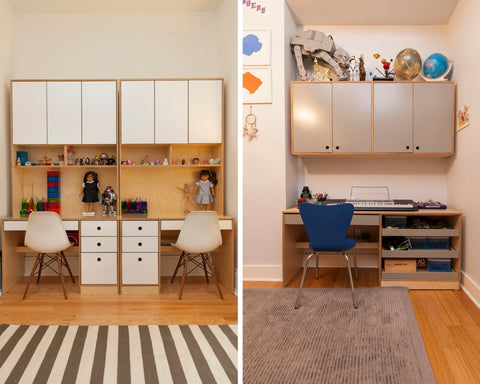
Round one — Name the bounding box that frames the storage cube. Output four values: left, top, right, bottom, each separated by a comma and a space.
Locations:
384, 259, 416, 273
382, 216, 407, 228
409, 237, 427, 250
427, 237, 449, 250
427, 258, 451, 272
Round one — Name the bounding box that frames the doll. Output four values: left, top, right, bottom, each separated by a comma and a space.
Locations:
193, 170, 215, 211
80, 171, 101, 216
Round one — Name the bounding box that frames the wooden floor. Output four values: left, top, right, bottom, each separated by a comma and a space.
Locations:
0, 276, 237, 325
244, 267, 480, 384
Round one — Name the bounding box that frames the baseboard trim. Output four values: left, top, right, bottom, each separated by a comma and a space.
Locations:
461, 271, 480, 309
243, 265, 282, 281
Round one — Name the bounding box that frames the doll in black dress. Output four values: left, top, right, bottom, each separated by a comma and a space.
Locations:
80, 171, 101, 216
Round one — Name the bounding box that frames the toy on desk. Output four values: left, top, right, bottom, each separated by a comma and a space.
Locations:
416, 200, 447, 209
121, 198, 147, 215
80, 171, 100, 216
101, 186, 117, 217
194, 170, 216, 211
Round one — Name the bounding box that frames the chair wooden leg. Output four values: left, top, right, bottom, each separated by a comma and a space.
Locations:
23, 253, 42, 300
178, 254, 189, 300
61, 251, 76, 284
201, 254, 210, 283
170, 251, 185, 284
344, 253, 358, 309
295, 252, 314, 309
37, 253, 45, 284
56, 254, 68, 300
204, 254, 223, 299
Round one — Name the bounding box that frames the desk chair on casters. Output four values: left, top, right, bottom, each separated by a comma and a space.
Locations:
170, 211, 224, 300
295, 203, 358, 309
23, 211, 75, 300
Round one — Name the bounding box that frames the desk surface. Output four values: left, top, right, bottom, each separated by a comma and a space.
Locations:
283, 207, 461, 216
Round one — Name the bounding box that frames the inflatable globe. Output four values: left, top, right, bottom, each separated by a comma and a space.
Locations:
393, 48, 422, 80
423, 53, 449, 79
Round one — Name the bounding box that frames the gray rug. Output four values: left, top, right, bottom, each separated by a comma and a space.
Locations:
0, 324, 237, 384
243, 287, 436, 384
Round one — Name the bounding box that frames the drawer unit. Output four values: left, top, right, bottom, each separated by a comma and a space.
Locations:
122, 220, 158, 236
121, 253, 159, 285
81, 220, 118, 287
81, 253, 117, 284
121, 220, 159, 287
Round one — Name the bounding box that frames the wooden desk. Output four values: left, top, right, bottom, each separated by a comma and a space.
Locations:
282, 207, 461, 290
2, 216, 235, 295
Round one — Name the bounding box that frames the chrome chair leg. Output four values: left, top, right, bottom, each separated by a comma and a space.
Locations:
315, 253, 319, 279
344, 253, 358, 309
295, 252, 315, 309
353, 247, 358, 281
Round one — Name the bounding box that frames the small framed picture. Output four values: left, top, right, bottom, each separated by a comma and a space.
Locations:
243, 29, 271, 66
243, 66, 272, 104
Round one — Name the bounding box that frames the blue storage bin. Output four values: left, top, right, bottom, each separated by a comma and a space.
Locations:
409, 237, 427, 250
427, 259, 451, 272
427, 237, 449, 250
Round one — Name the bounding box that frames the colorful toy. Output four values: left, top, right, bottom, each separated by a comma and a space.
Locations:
80, 171, 100, 216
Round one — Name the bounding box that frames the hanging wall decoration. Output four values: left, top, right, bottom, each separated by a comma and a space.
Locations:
243, 106, 259, 141
457, 104, 470, 131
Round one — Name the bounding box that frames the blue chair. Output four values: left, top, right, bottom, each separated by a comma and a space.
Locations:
295, 202, 358, 309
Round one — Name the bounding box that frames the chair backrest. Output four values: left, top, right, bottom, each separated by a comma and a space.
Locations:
299, 202, 355, 252
24, 211, 71, 253
175, 211, 222, 253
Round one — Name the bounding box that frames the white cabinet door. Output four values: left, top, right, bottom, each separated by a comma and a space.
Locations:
291, 82, 332, 153
413, 83, 453, 154
81, 253, 117, 284
121, 81, 154, 143
188, 80, 222, 143
332, 82, 371, 153
47, 81, 82, 144
155, 81, 188, 143
82, 81, 117, 144
374, 83, 413, 153
12, 81, 47, 144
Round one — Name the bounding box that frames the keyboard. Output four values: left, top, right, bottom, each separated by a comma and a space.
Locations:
324, 199, 418, 211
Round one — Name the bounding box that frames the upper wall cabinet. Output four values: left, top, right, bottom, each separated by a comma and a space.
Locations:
291, 81, 454, 158
121, 79, 223, 144
12, 80, 117, 145
291, 82, 371, 154
12, 82, 47, 144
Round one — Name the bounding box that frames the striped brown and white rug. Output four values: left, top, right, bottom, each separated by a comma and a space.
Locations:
0, 324, 237, 384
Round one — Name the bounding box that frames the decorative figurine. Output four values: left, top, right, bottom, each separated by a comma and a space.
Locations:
80, 171, 100, 216
359, 54, 366, 81
348, 56, 360, 81
101, 186, 117, 217
194, 170, 216, 211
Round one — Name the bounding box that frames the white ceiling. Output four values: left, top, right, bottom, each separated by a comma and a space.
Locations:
7, 0, 223, 13
286, 0, 459, 25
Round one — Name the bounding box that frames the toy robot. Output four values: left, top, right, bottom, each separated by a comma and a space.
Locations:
290, 30, 351, 81
101, 186, 117, 217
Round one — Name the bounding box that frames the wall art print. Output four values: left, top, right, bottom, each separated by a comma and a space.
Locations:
243, 30, 271, 66
243, 66, 272, 104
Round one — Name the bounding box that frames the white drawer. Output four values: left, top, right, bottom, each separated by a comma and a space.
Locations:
161, 219, 232, 230
81, 252, 117, 284
122, 253, 158, 285
81, 236, 117, 252
122, 236, 158, 253
81, 221, 117, 236
122, 220, 158, 236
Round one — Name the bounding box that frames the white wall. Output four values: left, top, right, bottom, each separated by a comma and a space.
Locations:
446, 0, 480, 305
0, 0, 14, 240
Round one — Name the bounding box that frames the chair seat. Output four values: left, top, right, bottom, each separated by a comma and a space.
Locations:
310, 237, 356, 253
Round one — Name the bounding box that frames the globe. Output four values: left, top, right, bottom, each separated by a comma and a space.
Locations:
393, 48, 422, 80
423, 53, 449, 79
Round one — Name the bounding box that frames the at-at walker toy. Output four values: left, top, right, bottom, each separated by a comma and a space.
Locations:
101, 186, 117, 217
291, 30, 351, 81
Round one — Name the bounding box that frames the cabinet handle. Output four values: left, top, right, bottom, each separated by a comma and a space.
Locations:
138, 242, 143, 247
138, 226, 143, 231
97, 226, 102, 231
325, 145, 329, 150
138, 257, 143, 262
406, 146, 410, 150
97, 257, 102, 262
97, 242, 102, 247
416, 146, 420, 150
335, 146, 340, 150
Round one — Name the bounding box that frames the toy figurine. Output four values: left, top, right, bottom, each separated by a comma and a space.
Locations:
101, 186, 117, 217
193, 170, 215, 211
80, 171, 100, 216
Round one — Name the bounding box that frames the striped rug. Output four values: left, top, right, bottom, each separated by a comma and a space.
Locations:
0, 324, 237, 384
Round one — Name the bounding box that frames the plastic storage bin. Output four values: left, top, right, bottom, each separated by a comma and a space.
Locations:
427, 237, 449, 250
427, 258, 451, 272
383, 216, 407, 228
409, 237, 427, 250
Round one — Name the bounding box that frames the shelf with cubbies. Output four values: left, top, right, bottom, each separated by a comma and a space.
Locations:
380, 210, 462, 289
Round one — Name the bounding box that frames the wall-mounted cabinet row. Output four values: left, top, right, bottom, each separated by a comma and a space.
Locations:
291, 81, 455, 157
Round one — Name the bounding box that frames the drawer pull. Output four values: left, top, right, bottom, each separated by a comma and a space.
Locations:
97, 257, 101, 262
138, 242, 143, 247
97, 226, 102, 231
138, 257, 143, 262
138, 226, 143, 231
97, 242, 102, 247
